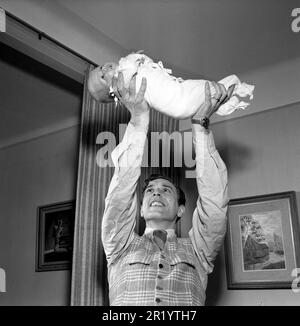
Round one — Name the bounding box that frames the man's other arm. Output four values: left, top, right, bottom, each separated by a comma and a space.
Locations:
189, 125, 228, 273
189, 82, 232, 273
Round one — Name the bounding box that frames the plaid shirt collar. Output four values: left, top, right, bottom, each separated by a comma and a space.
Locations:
144, 227, 176, 239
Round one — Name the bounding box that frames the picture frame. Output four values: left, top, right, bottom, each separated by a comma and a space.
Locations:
36, 200, 75, 272
225, 191, 300, 289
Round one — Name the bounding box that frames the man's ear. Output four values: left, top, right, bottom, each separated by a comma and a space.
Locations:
177, 205, 185, 218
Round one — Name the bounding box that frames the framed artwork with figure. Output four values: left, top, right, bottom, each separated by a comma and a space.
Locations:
36, 200, 75, 272
225, 191, 300, 289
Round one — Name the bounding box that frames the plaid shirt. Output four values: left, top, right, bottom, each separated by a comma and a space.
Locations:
101, 122, 228, 306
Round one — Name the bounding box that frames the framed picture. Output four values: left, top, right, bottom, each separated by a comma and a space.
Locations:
36, 200, 75, 272
225, 191, 300, 289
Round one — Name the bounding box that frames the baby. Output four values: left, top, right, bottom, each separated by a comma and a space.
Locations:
88, 52, 254, 119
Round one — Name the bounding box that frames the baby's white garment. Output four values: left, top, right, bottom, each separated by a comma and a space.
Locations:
114, 53, 255, 119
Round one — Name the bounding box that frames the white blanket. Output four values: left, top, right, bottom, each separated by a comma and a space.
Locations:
92, 53, 255, 119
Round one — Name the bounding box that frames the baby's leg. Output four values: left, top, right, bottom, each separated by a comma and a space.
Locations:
134, 67, 254, 119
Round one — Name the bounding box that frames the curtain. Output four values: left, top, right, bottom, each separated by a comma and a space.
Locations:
71, 65, 179, 306
71, 65, 130, 305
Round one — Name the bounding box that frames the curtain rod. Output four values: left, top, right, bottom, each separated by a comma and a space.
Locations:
5, 10, 98, 67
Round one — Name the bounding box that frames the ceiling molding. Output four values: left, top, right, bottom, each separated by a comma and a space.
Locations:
0, 10, 90, 83
0, 116, 80, 150
179, 99, 300, 131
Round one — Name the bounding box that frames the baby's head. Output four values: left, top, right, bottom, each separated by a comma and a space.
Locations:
88, 62, 117, 102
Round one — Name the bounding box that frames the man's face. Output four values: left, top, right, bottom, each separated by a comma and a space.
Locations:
141, 178, 184, 224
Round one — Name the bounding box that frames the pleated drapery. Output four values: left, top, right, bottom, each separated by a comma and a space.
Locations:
71, 65, 130, 306
71, 65, 180, 305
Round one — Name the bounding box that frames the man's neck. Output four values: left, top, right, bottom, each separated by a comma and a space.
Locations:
145, 221, 176, 230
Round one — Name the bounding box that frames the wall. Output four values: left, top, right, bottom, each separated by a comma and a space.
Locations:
179, 56, 300, 132
180, 102, 300, 305
0, 125, 80, 305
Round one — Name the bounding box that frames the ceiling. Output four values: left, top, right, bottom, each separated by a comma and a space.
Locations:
55, 0, 299, 80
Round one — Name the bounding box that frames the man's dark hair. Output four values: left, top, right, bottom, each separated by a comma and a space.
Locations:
142, 174, 186, 206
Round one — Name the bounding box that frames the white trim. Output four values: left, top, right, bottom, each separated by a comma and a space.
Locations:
0, 8, 6, 32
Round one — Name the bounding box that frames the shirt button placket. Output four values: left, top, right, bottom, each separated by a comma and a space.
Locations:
155, 257, 167, 305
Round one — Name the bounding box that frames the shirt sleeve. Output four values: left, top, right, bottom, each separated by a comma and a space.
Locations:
101, 122, 147, 265
189, 127, 229, 274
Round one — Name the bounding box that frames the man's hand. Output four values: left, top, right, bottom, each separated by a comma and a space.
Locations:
193, 81, 235, 121
112, 72, 149, 130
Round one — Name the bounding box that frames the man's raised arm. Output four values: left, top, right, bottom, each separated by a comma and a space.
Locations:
101, 74, 149, 265
189, 82, 233, 273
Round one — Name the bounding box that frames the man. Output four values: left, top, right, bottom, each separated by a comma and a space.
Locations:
101, 72, 233, 306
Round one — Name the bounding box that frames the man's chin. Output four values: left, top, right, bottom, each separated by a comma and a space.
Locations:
146, 207, 165, 214
144, 212, 169, 221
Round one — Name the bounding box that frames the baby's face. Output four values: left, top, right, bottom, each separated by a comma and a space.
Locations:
88, 62, 117, 102
101, 62, 118, 85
